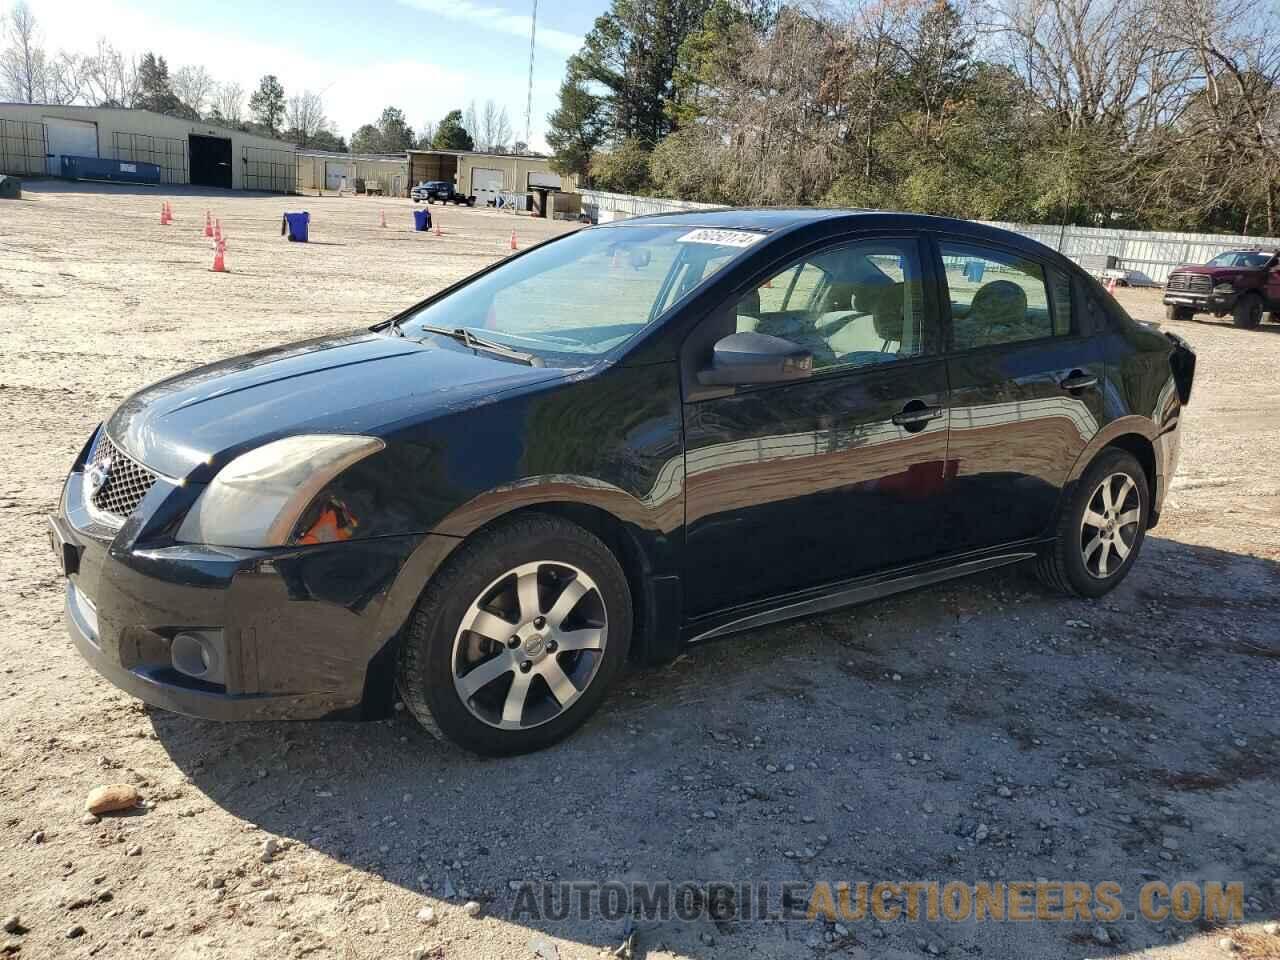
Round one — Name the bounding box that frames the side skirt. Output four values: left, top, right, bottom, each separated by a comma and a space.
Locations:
683, 547, 1041, 645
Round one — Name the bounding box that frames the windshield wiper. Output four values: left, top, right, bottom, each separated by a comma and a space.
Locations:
418, 325, 539, 366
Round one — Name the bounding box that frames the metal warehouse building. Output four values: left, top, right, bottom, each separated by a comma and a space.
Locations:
407, 149, 575, 209
296, 151, 410, 197
0, 103, 297, 192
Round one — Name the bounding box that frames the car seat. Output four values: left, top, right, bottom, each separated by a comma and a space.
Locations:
956, 280, 1027, 349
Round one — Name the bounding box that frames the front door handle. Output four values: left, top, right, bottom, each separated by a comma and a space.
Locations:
1060, 372, 1098, 392
892, 404, 944, 429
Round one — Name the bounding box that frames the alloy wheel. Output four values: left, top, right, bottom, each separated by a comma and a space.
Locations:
451, 561, 608, 730
1079, 472, 1142, 579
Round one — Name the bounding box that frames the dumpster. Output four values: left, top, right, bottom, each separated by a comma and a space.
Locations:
413, 208, 432, 232
282, 212, 310, 242
60, 155, 161, 185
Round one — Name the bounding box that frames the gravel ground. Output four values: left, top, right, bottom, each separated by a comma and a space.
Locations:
1, 181, 1277, 960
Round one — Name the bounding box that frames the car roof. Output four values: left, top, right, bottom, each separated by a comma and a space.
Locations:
595, 208, 1070, 263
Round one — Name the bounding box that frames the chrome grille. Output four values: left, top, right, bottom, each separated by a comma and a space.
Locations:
86, 433, 159, 522
1166, 272, 1211, 293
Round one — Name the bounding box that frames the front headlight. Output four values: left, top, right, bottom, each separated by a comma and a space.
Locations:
1213, 282, 1235, 295
176, 434, 384, 548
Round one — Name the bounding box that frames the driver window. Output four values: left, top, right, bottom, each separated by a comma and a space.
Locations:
730, 239, 928, 373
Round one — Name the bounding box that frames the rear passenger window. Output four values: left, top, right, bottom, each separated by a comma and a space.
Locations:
941, 242, 1067, 349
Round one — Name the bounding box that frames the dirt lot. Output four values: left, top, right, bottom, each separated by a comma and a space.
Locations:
1, 181, 1278, 960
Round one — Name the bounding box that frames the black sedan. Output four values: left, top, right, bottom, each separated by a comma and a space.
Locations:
51, 210, 1196, 755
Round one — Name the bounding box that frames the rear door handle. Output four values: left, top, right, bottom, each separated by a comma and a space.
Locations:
1059, 372, 1098, 391
892, 405, 944, 427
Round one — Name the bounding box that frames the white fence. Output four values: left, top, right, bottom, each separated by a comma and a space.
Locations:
578, 189, 1280, 285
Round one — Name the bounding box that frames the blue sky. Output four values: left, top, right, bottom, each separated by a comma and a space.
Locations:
27, 0, 607, 150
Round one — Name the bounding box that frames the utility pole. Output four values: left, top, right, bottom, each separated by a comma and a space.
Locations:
525, 0, 537, 150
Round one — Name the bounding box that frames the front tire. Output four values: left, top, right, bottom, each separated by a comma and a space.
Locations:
1165, 305, 1193, 322
1233, 294, 1262, 329
397, 514, 632, 755
1036, 448, 1149, 598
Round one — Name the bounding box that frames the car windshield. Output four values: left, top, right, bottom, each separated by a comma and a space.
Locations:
397, 224, 760, 361
1207, 252, 1271, 267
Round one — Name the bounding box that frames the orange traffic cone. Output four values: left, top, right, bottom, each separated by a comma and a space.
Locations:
380, 210, 387, 228
203, 210, 213, 237
509, 231, 518, 251
434, 220, 442, 237
159, 202, 169, 225
211, 238, 227, 273
1105, 276, 1116, 294
214, 218, 222, 243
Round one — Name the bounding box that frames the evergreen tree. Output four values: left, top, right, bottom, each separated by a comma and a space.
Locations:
432, 109, 474, 151
248, 74, 285, 135
546, 72, 605, 180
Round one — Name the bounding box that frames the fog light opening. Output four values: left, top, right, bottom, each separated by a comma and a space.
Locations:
172, 631, 225, 684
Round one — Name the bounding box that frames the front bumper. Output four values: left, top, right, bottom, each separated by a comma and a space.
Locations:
52, 469, 458, 722
1162, 290, 1235, 312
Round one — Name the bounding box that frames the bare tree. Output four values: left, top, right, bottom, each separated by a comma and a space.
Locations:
1155, 0, 1280, 231
478, 100, 513, 152
213, 81, 244, 125
984, 0, 1194, 135
171, 64, 215, 117
43, 50, 87, 104
82, 39, 138, 107
285, 90, 329, 146
0, 1, 47, 102
416, 119, 437, 149
464, 100, 480, 147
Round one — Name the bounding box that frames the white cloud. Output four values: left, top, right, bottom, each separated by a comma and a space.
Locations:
394, 0, 584, 56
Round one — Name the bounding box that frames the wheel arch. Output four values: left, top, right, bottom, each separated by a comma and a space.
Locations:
435, 485, 681, 666
1062, 420, 1160, 530
496, 502, 658, 663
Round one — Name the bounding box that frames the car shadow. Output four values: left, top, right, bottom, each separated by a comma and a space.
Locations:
151, 534, 1280, 959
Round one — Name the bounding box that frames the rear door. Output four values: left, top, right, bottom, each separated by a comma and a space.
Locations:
936, 237, 1105, 551
681, 235, 951, 617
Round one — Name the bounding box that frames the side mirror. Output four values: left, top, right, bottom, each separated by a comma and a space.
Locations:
698, 332, 813, 386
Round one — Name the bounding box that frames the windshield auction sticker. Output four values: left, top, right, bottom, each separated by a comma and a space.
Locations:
676, 228, 766, 248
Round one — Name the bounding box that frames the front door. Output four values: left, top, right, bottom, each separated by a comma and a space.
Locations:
681, 236, 951, 618
1265, 255, 1280, 306
938, 237, 1105, 551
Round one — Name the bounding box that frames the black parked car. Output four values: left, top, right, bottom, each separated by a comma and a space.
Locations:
51, 210, 1196, 755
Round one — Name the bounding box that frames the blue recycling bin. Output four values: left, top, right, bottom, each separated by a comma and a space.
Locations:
282, 212, 310, 242
964, 259, 985, 283
413, 208, 432, 232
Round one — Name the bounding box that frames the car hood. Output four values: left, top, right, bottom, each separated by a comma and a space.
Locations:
1170, 264, 1256, 278
105, 331, 566, 480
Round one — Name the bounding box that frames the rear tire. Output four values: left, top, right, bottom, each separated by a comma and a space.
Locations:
1233, 294, 1263, 329
1165, 305, 1193, 322
397, 514, 632, 755
1035, 448, 1149, 598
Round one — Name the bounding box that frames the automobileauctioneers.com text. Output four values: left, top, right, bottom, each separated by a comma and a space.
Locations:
510, 880, 1244, 925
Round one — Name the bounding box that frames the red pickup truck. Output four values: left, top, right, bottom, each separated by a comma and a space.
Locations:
1163, 249, 1280, 328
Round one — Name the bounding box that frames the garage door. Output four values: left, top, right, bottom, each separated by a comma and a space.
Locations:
325, 161, 350, 191
471, 167, 505, 206
528, 171, 561, 189
44, 117, 97, 175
